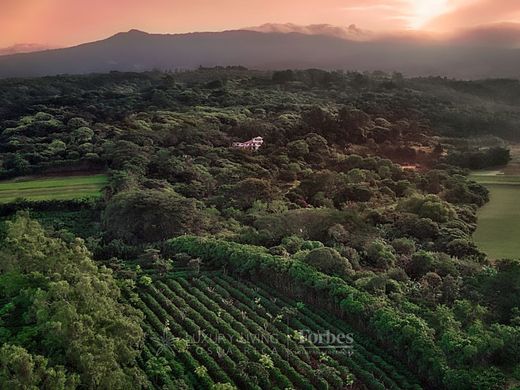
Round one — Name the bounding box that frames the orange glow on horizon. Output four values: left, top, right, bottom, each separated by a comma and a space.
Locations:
1, 0, 520, 47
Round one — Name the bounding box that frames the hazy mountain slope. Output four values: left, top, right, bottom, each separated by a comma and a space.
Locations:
0, 29, 519, 79
0, 43, 55, 56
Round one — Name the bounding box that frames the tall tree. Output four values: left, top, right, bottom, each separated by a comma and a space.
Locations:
0, 215, 145, 389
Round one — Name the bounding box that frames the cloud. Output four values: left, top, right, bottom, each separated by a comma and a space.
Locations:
339, 1, 410, 16
3, 0, 520, 47
339, 0, 520, 31
425, 0, 520, 31
246, 23, 372, 40
246, 20, 520, 48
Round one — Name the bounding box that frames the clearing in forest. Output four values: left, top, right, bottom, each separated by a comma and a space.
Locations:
472, 145, 520, 259
0, 173, 108, 203
472, 180, 520, 259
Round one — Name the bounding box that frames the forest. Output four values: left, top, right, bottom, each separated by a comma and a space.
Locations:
0, 68, 519, 389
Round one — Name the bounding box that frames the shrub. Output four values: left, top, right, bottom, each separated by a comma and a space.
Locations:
365, 240, 396, 269
303, 247, 352, 276
391, 238, 416, 256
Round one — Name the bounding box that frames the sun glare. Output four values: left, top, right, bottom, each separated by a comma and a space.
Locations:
409, 0, 449, 29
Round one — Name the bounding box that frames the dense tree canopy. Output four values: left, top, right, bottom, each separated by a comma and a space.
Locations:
1, 68, 520, 388
103, 189, 208, 243
0, 215, 145, 389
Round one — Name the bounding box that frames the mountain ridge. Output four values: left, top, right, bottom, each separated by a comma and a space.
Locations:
0, 28, 519, 79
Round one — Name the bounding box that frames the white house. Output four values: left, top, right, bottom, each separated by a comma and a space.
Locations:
232, 136, 264, 151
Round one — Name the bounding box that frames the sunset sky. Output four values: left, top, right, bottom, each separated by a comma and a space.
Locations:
2, 0, 520, 48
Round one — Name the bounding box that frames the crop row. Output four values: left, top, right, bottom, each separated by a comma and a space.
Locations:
138, 273, 421, 389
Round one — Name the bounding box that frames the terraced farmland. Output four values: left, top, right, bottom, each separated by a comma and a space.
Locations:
0, 174, 108, 203
136, 273, 421, 390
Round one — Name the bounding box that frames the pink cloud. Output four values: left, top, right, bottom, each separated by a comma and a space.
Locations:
425, 0, 520, 31
1, 0, 520, 47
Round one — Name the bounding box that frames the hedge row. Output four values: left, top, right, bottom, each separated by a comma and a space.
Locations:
0, 198, 99, 217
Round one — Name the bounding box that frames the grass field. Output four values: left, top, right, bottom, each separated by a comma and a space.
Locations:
471, 168, 520, 259
471, 145, 520, 259
0, 174, 108, 203
470, 174, 520, 185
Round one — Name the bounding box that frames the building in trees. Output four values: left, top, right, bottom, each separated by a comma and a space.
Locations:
232, 136, 264, 151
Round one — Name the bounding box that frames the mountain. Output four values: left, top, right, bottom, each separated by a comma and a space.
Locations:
0, 28, 519, 79
0, 43, 54, 56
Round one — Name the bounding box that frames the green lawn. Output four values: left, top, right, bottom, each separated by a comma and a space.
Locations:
0, 174, 108, 203
470, 174, 520, 186
472, 181, 520, 260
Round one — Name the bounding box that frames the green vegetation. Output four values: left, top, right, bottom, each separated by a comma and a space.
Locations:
472, 171, 520, 259
166, 236, 520, 389
0, 174, 107, 202
136, 273, 422, 389
0, 215, 145, 388
470, 145, 520, 259
1, 68, 520, 388
470, 174, 520, 185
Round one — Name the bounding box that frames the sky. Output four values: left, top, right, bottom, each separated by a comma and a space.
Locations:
2, 0, 520, 48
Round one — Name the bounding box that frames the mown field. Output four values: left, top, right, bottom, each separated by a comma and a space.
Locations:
471, 170, 520, 259
472, 182, 520, 260
135, 273, 421, 390
0, 174, 108, 203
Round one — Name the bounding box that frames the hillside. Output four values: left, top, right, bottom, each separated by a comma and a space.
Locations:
1, 29, 520, 79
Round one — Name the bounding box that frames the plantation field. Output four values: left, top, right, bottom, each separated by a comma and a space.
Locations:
0, 174, 108, 203
136, 273, 421, 390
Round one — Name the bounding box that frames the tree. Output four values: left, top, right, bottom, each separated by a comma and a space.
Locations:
188, 258, 203, 274
440, 275, 461, 304
398, 194, 456, 223
228, 178, 276, 210
407, 251, 435, 279
445, 239, 482, 259
145, 357, 171, 384
302, 106, 337, 137
104, 189, 207, 242
481, 259, 520, 323
67, 117, 89, 129
44, 139, 67, 157
337, 107, 370, 143
71, 126, 94, 144
272, 70, 295, 84
365, 240, 396, 269
281, 235, 304, 253
391, 238, 416, 256
304, 133, 328, 152
304, 247, 352, 276
346, 168, 367, 184
287, 139, 309, 158
0, 215, 145, 388
3, 154, 30, 175
0, 344, 78, 390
